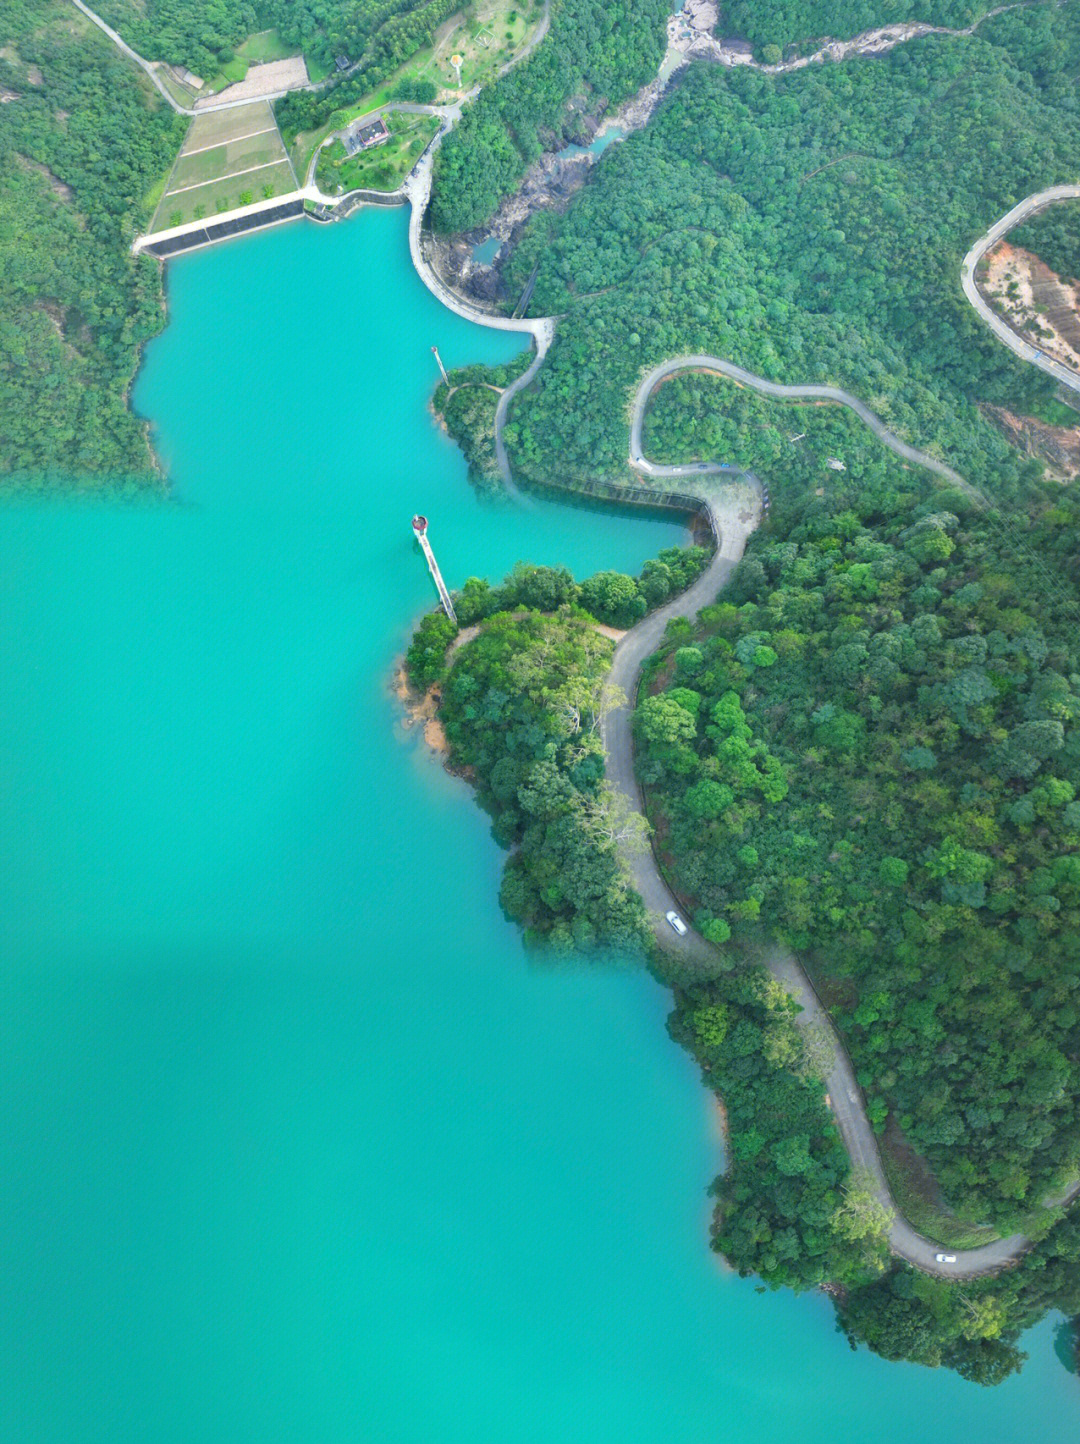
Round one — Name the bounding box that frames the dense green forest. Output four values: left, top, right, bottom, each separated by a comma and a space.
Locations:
432, 604, 650, 950
722, 0, 990, 53
1012, 199, 1080, 286
640, 379, 1080, 1374
90, 0, 256, 76
0, 0, 185, 480
412, 473, 1080, 1379
670, 967, 1080, 1382
275, 0, 457, 134
501, 11, 1080, 490
406, 547, 710, 942
668, 966, 892, 1293
428, 0, 670, 233
638, 373, 1080, 1233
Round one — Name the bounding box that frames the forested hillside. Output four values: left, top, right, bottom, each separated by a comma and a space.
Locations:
638, 372, 1080, 1232
276, 0, 461, 133
428, 0, 669, 233
635, 370, 1080, 1374
88, 0, 457, 95
722, 0, 990, 52
671, 961, 1080, 1384
501, 10, 1080, 491
0, 0, 185, 480
89, 0, 257, 77
1011, 199, 1080, 286
411, 445, 1080, 1380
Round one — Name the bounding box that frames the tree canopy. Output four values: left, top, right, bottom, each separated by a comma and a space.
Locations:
0, 0, 186, 481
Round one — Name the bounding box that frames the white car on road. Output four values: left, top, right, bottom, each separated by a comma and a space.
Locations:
665, 910, 688, 936
934, 1253, 958, 1264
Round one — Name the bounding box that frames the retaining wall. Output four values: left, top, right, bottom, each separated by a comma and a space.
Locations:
140, 198, 305, 257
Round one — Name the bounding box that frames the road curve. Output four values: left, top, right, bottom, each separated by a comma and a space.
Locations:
961, 184, 1080, 395
69, 0, 187, 112
630, 354, 973, 494
602, 357, 1080, 1279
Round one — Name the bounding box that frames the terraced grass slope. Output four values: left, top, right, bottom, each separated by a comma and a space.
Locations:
150, 100, 297, 232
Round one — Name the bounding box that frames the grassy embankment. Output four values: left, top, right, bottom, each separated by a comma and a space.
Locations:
202, 28, 300, 93
149, 101, 296, 231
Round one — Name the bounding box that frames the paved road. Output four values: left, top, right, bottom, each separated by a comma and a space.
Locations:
601, 357, 1080, 1278
630, 354, 974, 494
92, 0, 1076, 1264
961, 183, 1080, 395
72, 0, 551, 117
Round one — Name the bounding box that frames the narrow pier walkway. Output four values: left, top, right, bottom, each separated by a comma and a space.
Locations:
412, 516, 457, 623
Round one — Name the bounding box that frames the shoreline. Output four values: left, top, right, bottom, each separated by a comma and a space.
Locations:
392, 660, 448, 756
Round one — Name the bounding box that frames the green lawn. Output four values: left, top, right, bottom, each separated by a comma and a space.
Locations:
237, 29, 296, 65
314, 113, 439, 195
289, 55, 434, 183
204, 57, 248, 93
153, 160, 297, 230
180, 101, 277, 151
170, 132, 286, 191
150, 101, 297, 232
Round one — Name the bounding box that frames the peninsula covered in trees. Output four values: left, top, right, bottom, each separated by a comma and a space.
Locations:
412, 0, 1080, 1382
7, 0, 1080, 1393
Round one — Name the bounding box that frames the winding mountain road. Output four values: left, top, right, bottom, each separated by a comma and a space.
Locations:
88, 0, 1080, 1275
427, 187, 1080, 1275
961, 183, 1080, 395
629, 355, 973, 491
597, 357, 1080, 1278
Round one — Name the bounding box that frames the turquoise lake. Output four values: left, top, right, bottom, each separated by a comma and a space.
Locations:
3, 207, 1079, 1441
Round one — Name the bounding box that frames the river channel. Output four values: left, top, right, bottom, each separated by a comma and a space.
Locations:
2, 207, 1078, 1441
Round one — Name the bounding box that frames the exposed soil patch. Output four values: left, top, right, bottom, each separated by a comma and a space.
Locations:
982, 240, 1080, 376
807, 969, 858, 1013
710, 1094, 730, 1155
392, 662, 448, 755
649, 653, 679, 693
981, 402, 1080, 481
37, 299, 67, 338
195, 54, 308, 108
17, 153, 74, 202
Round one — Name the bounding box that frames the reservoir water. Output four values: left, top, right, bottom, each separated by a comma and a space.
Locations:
3, 208, 1078, 1442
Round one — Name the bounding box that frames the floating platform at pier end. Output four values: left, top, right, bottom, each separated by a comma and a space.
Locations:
412, 516, 457, 623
